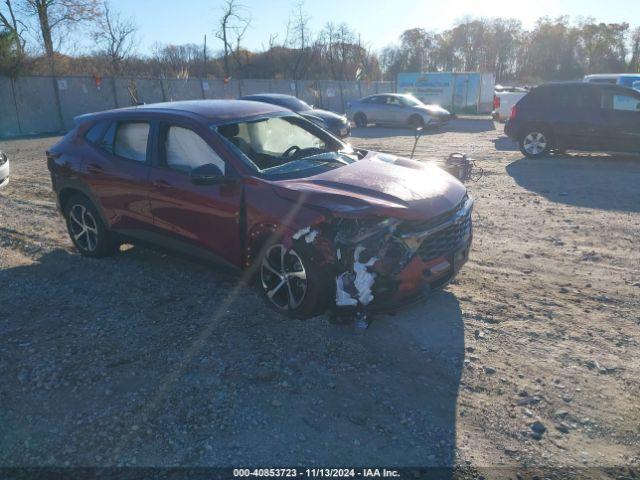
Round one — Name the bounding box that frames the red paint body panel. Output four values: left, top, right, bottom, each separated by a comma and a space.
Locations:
49, 100, 472, 307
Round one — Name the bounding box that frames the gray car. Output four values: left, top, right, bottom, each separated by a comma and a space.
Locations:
347, 93, 451, 129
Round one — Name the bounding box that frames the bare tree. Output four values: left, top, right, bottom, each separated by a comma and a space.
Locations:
21, 0, 100, 73
285, 1, 311, 79
0, 0, 26, 57
215, 0, 250, 78
92, 1, 136, 75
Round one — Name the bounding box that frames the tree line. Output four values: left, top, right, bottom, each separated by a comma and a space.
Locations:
1, 0, 639, 83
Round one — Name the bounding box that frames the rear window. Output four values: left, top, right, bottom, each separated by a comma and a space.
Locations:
84, 120, 110, 144
100, 121, 150, 162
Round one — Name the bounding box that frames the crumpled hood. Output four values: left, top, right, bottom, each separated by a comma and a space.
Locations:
271, 151, 467, 220
301, 109, 347, 125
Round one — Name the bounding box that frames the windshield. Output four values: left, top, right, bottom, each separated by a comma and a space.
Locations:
400, 95, 424, 107
214, 115, 356, 178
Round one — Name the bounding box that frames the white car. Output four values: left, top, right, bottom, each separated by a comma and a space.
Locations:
492, 85, 529, 122
584, 73, 640, 91
0, 151, 8, 188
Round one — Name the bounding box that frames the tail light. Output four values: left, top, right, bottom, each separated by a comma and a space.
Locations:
493, 95, 500, 110
509, 105, 517, 121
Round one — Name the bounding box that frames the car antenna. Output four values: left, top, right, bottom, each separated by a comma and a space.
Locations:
410, 126, 423, 159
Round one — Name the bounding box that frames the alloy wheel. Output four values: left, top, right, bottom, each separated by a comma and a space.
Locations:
69, 204, 99, 252
261, 244, 308, 310
523, 132, 548, 155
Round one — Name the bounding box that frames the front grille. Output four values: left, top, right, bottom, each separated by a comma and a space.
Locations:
416, 207, 472, 261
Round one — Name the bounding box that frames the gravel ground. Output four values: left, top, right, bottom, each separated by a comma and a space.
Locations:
0, 118, 639, 476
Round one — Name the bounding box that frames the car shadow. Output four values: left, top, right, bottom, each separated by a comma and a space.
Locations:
1, 247, 463, 473
493, 136, 518, 152
506, 154, 640, 212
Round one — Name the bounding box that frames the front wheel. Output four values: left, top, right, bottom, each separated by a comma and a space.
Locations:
408, 115, 424, 129
259, 243, 331, 319
519, 130, 552, 158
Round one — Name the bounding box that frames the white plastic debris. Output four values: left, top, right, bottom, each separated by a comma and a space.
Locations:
292, 226, 319, 243
335, 272, 358, 306
304, 229, 319, 243
352, 245, 378, 306
292, 226, 311, 240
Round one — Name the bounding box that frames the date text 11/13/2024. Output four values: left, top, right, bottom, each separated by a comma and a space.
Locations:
233, 468, 401, 478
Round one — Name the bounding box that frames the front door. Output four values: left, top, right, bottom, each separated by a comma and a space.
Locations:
148, 122, 243, 267
598, 89, 640, 153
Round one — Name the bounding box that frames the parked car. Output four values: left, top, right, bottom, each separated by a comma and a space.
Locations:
584, 73, 640, 92
492, 85, 528, 122
505, 82, 640, 158
0, 151, 9, 188
239, 93, 350, 137
47, 100, 473, 319
346, 93, 451, 129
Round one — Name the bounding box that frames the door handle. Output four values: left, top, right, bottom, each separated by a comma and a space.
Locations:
152, 180, 175, 189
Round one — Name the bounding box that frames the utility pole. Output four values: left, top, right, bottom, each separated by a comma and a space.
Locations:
203, 34, 207, 78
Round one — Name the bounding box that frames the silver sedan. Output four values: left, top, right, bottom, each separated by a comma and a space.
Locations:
347, 93, 451, 129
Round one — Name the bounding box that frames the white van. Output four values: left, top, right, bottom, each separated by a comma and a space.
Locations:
584, 74, 640, 91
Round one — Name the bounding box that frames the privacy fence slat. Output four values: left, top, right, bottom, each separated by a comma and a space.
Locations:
0, 75, 396, 139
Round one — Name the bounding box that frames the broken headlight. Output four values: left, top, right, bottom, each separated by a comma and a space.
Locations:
334, 217, 401, 246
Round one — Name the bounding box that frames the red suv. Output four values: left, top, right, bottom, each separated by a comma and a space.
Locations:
48, 100, 473, 318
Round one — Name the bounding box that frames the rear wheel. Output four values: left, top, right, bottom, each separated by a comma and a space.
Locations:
64, 194, 119, 258
519, 129, 552, 158
259, 243, 331, 319
354, 113, 367, 128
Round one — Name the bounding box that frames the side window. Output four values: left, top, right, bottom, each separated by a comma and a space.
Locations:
551, 88, 596, 109
164, 126, 225, 173
114, 122, 150, 162
386, 97, 401, 106
84, 120, 110, 144
601, 92, 640, 111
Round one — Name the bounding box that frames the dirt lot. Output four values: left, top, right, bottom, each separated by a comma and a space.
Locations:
1, 118, 639, 476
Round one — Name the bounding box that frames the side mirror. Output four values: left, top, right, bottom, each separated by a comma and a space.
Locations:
190, 163, 226, 185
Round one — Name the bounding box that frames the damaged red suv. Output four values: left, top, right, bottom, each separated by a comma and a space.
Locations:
48, 100, 473, 319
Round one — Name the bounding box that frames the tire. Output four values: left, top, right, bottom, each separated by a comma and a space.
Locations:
64, 194, 119, 258
519, 128, 552, 158
354, 113, 367, 128
258, 242, 332, 320
408, 115, 424, 129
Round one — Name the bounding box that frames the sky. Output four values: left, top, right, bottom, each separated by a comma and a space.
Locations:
108, 0, 640, 54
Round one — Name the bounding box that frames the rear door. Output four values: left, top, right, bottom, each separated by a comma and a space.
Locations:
83, 118, 153, 230
365, 95, 387, 123
598, 87, 640, 153
548, 85, 602, 150
148, 119, 243, 266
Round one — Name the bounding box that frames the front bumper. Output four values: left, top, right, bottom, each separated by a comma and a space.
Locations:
333, 196, 474, 312
0, 160, 9, 188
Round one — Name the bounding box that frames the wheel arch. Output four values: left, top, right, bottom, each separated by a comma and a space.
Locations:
56, 183, 110, 228
518, 122, 557, 147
